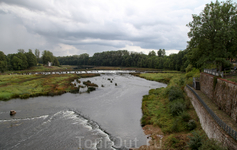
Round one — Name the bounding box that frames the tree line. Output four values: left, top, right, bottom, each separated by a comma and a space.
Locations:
57, 49, 189, 71
0, 49, 59, 72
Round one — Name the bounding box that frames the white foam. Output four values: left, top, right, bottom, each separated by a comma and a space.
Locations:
0, 115, 48, 123
60, 110, 116, 150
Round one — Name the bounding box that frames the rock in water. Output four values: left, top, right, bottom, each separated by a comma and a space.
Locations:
10, 110, 16, 116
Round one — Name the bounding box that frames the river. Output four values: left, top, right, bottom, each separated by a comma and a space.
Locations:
0, 73, 166, 150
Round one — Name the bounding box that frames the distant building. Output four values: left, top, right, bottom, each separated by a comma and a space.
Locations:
48, 61, 52, 66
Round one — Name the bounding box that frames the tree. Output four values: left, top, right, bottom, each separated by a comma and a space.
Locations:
0, 51, 7, 73
25, 49, 37, 67
18, 49, 25, 53
35, 49, 40, 63
157, 49, 166, 57
10, 52, 28, 70
42, 50, 54, 65
187, 0, 237, 70
11, 56, 22, 70
53, 56, 60, 66
148, 50, 156, 57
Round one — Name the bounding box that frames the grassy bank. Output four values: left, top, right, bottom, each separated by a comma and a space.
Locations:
138, 73, 226, 149
0, 73, 100, 100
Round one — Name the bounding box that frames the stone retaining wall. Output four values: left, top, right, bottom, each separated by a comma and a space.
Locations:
185, 86, 237, 150
200, 73, 237, 122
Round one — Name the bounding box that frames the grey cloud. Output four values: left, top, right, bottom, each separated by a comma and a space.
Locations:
0, 0, 215, 56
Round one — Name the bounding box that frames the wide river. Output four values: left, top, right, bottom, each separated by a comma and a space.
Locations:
0, 73, 166, 150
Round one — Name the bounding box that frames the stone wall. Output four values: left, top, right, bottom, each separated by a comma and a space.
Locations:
200, 73, 237, 122
200, 73, 214, 100
185, 86, 237, 150
214, 78, 237, 122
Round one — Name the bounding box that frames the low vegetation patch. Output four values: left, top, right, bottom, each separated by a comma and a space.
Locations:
0, 73, 99, 101
83, 80, 98, 87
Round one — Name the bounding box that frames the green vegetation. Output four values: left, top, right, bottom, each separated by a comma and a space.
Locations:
82, 80, 98, 87
186, 0, 237, 70
0, 73, 99, 101
139, 72, 227, 149
187, 131, 227, 150
140, 73, 180, 84
226, 76, 237, 83
0, 49, 60, 73
140, 73, 194, 133
42, 50, 59, 66
58, 50, 189, 72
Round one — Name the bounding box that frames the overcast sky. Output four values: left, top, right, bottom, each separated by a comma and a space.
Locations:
0, 0, 236, 57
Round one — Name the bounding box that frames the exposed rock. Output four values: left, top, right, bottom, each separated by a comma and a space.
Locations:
10, 110, 16, 116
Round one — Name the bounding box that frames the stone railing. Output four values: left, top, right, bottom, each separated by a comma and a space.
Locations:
204, 69, 223, 78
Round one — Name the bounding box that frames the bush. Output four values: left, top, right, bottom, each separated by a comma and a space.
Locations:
199, 139, 227, 150
171, 119, 179, 132
87, 87, 96, 93
186, 64, 193, 73
20, 93, 30, 99
165, 134, 179, 148
180, 112, 191, 122
168, 86, 184, 102
187, 131, 203, 150
169, 100, 185, 116
178, 77, 185, 87
187, 120, 197, 131
185, 68, 200, 79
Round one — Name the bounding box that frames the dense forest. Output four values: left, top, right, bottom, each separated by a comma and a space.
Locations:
57, 49, 189, 71
0, 0, 236, 73
0, 49, 59, 72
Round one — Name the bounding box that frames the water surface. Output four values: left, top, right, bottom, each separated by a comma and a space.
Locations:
0, 73, 166, 149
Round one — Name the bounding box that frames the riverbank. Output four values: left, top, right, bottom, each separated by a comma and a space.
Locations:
136, 73, 227, 149
0, 73, 100, 101
1, 65, 179, 75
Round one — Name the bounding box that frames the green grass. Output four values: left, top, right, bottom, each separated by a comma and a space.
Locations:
224, 75, 237, 83
4, 65, 76, 74
0, 73, 100, 101
140, 72, 184, 85
139, 72, 206, 149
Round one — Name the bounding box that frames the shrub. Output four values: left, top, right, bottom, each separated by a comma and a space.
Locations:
168, 86, 184, 102
187, 131, 203, 150
20, 93, 30, 99
185, 68, 200, 79
140, 116, 149, 127
169, 100, 185, 116
180, 112, 191, 122
83, 81, 98, 87
171, 119, 179, 132
187, 120, 197, 131
87, 87, 96, 93
186, 64, 193, 73
70, 87, 79, 93
178, 77, 185, 87
199, 139, 227, 150
165, 134, 179, 149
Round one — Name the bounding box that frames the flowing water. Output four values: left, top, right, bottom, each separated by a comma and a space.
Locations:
0, 73, 166, 150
